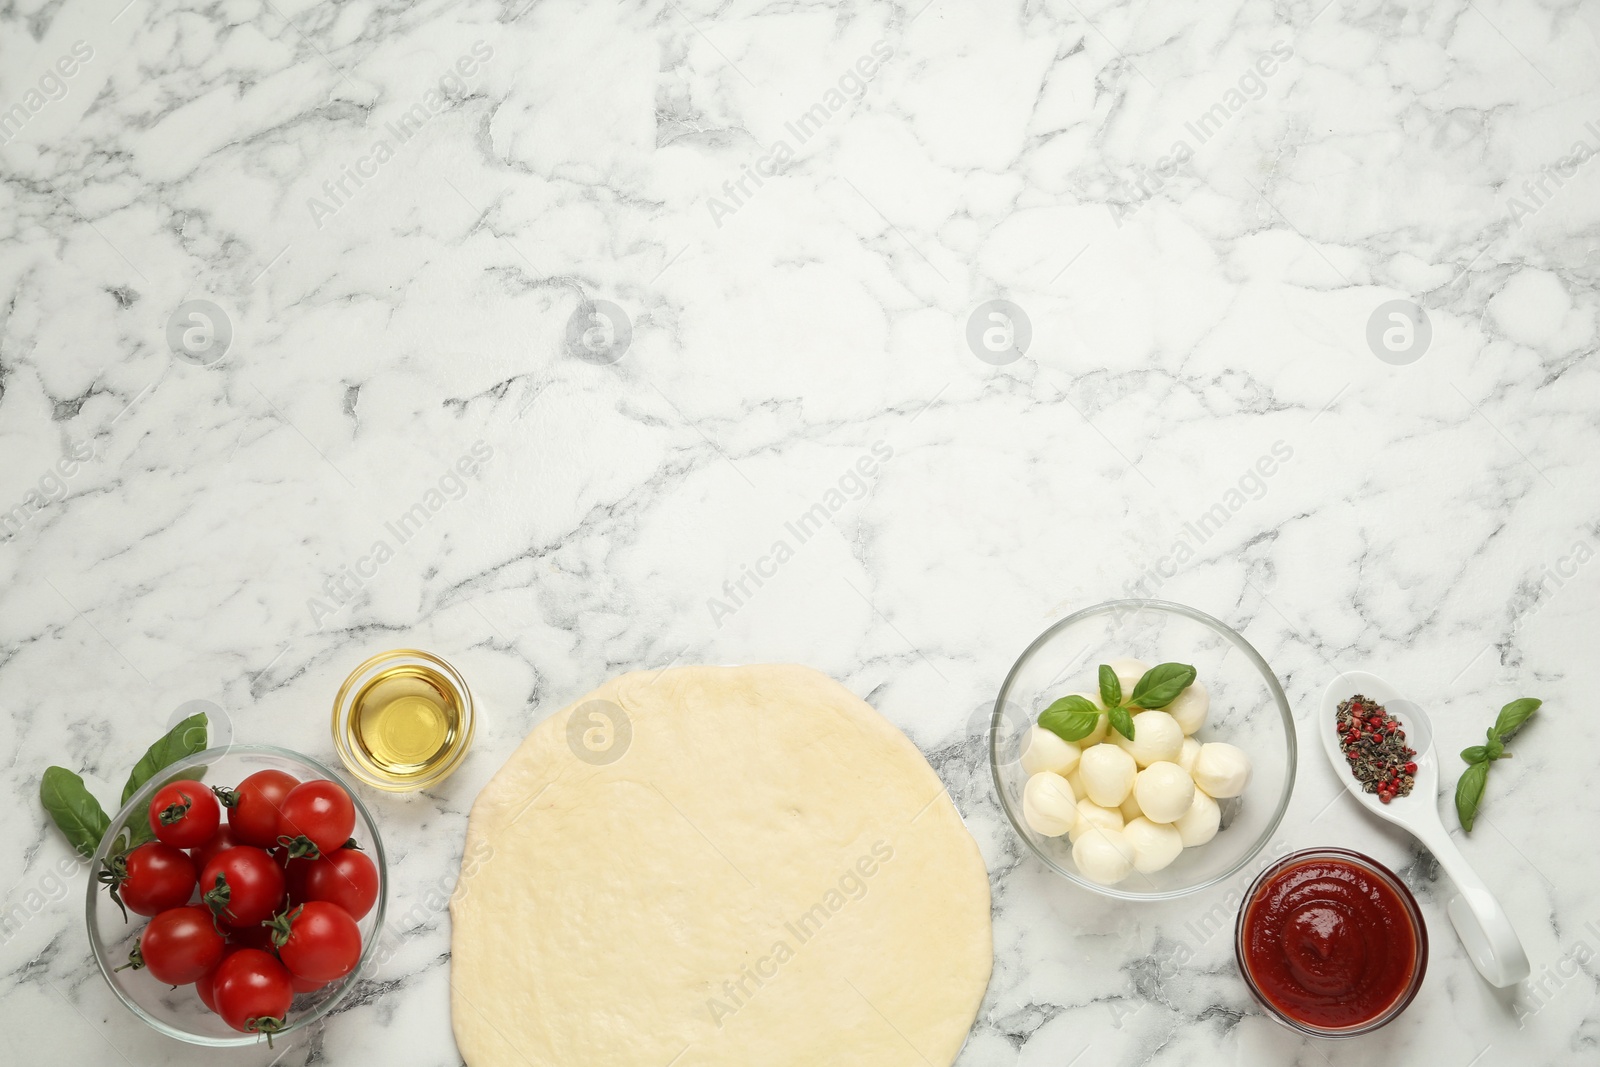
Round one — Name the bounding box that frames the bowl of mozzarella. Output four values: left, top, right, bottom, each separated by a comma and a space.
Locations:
990, 600, 1295, 899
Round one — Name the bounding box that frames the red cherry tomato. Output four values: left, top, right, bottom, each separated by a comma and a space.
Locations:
189, 824, 242, 870
211, 948, 294, 1037
276, 780, 355, 857
269, 901, 362, 984
200, 846, 286, 927
227, 921, 278, 954
134, 905, 225, 985
197, 945, 244, 1012
290, 970, 326, 994
147, 780, 221, 850
109, 842, 196, 918
300, 845, 379, 920
219, 770, 299, 848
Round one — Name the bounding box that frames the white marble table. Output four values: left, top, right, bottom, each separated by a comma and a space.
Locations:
4, 0, 1598, 1063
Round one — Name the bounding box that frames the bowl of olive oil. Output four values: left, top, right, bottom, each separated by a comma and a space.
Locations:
333, 649, 475, 791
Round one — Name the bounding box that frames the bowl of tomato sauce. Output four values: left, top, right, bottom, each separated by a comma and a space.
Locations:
1235, 848, 1426, 1036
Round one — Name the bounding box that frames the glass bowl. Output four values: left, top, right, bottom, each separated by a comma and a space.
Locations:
86, 745, 388, 1047
332, 648, 475, 792
990, 599, 1295, 900
1235, 847, 1427, 1036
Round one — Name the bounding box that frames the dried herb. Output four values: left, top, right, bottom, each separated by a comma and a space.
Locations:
1335, 695, 1417, 804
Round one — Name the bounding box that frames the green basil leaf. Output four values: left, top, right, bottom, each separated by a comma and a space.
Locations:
1127, 663, 1197, 709
1455, 760, 1490, 832
40, 766, 111, 858
1039, 696, 1102, 742
1493, 698, 1540, 741
1097, 665, 1122, 709
120, 713, 209, 807
1460, 745, 1488, 764
1109, 705, 1136, 741
1484, 736, 1505, 761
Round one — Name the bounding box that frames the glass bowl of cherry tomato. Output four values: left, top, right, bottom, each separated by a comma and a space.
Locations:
85, 744, 388, 1047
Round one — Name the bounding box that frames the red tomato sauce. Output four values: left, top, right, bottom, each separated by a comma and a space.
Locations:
1241, 854, 1420, 1030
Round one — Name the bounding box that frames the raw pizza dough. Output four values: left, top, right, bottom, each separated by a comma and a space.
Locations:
450, 664, 992, 1067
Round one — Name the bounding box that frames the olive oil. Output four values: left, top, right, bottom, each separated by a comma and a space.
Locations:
334, 650, 475, 791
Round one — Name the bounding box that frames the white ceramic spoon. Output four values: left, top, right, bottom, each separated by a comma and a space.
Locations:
1319, 670, 1530, 988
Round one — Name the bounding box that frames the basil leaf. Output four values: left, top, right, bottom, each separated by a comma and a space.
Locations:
120, 713, 209, 807
41, 766, 111, 858
1109, 705, 1136, 741
1127, 663, 1197, 709
1097, 665, 1122, 709
1493, 698, 1540, 741
1039, 696, 1101, 742
1455, 760, 1490, 832
1460, 745, 1488, 764
1484, 736, 1504, 761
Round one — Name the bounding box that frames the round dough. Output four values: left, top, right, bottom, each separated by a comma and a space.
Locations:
451, 666, 993, 1067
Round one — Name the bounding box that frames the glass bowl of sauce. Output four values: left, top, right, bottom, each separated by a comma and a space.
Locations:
1235, 848, 1427, 1036
332, 649, 475, 791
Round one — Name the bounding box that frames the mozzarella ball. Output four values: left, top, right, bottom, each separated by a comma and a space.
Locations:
1192, 742, 1253, 798
1112, 710, 1184, 768
1068, 799, 1124, 842
1072, 827, 1135, 885
1177, 737, 1201, 774
1123, 817, 1184, 873
1166, 681, 1209, 733
1119, 790, 1143, 822
1022, 772, 1078, 838
1105, 658, 1150, 699
1065, 766, 1084, 799
1021, 725, 1081, 777
1079, 743, 1137, 807
1134, 761, 1197, 823
1174, 789, 1221, 847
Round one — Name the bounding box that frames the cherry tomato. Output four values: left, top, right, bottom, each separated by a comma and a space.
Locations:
219, 770, 299, 848
211, 948, 294, 1037
226, 922, 278, 954
269, 901, 362, 984
109, 842, 196, 918
200, 846, 286, 927
276, 780, 355, 858
299, 845, 379, 920
148, 780, 221, 850
189, 824, 242, 870
290, 970, 326, 994
134, 905, 225, 985
197, 945, 243, 1012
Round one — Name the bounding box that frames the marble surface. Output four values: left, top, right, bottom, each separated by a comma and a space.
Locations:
3, 0, 1599, 1063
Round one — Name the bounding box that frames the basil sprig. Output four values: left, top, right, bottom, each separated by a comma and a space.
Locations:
39, 767, 111, 859
1455, 697, 1540, 832
39, 713, 211, 861
1039, 662, 1198, 744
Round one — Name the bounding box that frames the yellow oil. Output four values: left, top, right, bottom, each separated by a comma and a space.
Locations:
350, 664, 462, 784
